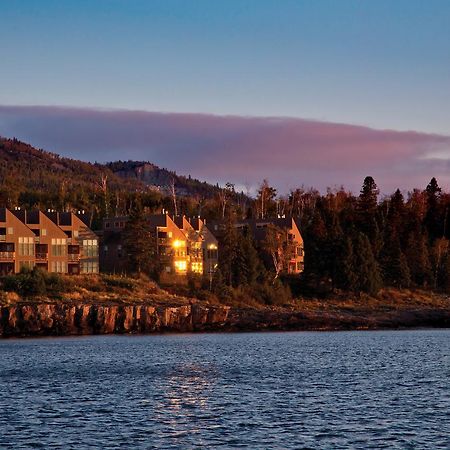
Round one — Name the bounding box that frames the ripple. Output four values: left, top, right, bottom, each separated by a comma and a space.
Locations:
0, 330, 449, 449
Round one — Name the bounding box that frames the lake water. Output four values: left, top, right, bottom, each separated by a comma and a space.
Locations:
0, 330, 449, 449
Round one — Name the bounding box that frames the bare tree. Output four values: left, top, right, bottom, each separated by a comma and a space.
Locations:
263, 224, 295, 282
218, 182, 235, 218
169, 176, 178, 216
96, 173, 109, 216
257, 179, 277, 219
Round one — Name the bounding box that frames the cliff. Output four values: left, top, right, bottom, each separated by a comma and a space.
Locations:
1, 301, 449, 337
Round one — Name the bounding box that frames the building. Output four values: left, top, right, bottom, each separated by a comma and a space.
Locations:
189, 217, 219, 280
210, 217, 305, 275
0, 208, 37, 274
44, 211, 99, 274
101, 213, 219, 283
0, 208, 99, 275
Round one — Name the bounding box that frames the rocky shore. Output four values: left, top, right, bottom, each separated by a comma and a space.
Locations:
1, 301, 450, 337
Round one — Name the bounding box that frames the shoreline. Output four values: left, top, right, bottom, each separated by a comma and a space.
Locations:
1, 299, 449, 338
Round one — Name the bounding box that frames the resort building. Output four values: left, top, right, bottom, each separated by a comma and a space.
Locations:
101, 213, 219, 283
0, 208, 99, 275
210, 217, 305, 275
44, 211, 99, 274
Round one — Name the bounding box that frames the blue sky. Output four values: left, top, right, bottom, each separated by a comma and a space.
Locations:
1, 1, 450, 192
2, 0, 450, 134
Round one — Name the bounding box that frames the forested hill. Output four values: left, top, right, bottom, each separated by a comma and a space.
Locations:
106, 160, 223, 198
0, 137, 233, 223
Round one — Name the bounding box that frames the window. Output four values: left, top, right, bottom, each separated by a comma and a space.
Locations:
207, 249, 218, 260
81, 261, 99, 274
82, 239, 98, 257
19, 261, 34, 271
297, 262, 305, 272
73, 230, 79, 238
51, 238, 67, 256
51, 261, 67, 273
18, 237, 35, 256
174, 260, 187, 273
7, 227, 13, 235
103, 245, 108, 252
191, 262, 203, 274
105, 222, 111, 229
296, 246, 304, 257
41, 229, 47, 236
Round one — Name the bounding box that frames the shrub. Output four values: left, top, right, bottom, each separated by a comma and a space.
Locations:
102, 274, 135, 290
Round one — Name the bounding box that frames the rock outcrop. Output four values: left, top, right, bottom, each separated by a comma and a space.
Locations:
1, 302, 449, 337
0, 303, 230, 337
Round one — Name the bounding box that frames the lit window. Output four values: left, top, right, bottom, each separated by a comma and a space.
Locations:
191, 262, 203, 274
174, 260, 187, 273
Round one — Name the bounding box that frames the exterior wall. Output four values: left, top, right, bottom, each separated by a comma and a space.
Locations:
190, 218, 219, 279
287, 219, 305, 275
157, 215, 189, 281
0, 208, 36, 274
174, 216, 204, 276
26, 211, 70, 274
101, 216, 128, 274
210, 217, 305, 276
0, 209, 99, 275
56, 213, 99, 274
101, 214, 220, 284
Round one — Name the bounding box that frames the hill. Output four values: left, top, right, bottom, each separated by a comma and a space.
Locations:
106, 160, 224, 198
0, 137, 236, 224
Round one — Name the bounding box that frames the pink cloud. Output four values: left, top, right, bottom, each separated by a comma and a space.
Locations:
0, 105, 449, 193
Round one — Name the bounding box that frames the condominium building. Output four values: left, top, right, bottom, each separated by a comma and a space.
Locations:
210, 217, 305, 275
0, 208, 99, 275
101, 213, 219, 283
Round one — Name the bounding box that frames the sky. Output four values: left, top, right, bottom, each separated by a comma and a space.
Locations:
1, 0, 450, 193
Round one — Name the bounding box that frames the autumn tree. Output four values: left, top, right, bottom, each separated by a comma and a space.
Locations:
262, 224, 295, 282
257, 179, 277, 219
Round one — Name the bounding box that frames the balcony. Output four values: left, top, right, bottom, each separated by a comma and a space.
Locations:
35, 252, 48, 261
0, 251, 15, 260
68, 253, 80, 262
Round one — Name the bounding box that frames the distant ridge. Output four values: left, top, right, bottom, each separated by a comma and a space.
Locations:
0, 136, 228, 202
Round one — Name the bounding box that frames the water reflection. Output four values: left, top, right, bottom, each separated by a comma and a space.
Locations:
0, 331, 449, 449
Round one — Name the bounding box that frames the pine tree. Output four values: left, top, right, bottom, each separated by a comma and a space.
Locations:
424, 177, 443, 241
233, 227, 260, 286
219, 215, 238, 286
357, 176, 381, 250
122, 206, 157, 276
380, 233, 411, 288
338, 236, 358, 291
353, 232, 382, 295
405, 232, 432, 287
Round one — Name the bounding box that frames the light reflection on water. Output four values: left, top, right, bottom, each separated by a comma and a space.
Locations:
0, 330, 449, 449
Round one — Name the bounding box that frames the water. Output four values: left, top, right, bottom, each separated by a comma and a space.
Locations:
0, 330, 449, 449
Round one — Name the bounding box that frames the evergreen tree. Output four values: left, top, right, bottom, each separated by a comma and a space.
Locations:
219, 215, 239, 286
337, 236, 358, 291
357, 176, 381, 251
122, 205, 158, 276
353, 233, 382, 295
380, 233, 411, 288
405, 232, 432, 287
233, 227, 260, 286
424, 177, 443, 241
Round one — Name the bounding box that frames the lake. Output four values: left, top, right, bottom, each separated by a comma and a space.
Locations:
0, 330, 449, 449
